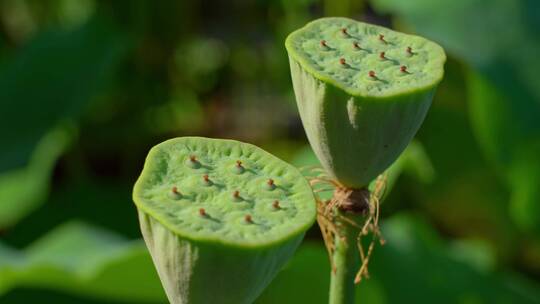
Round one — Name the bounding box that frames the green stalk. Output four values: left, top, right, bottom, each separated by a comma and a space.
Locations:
285, 17, 446, 304
329, 213, 360, 304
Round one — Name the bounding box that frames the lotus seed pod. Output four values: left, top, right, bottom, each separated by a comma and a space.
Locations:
286, 17, 446, 188
133, 137, 316, 304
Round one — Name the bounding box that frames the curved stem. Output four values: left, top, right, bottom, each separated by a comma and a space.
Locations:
329, 213, 360, 304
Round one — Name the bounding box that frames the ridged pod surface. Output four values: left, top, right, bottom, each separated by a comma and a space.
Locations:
133, 137, 316, 304
286, 17, 446, 188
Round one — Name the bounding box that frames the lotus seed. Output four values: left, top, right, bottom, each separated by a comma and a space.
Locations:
170, 186, 182, 200
234, 160, 245, 174
187, 155, 201, 169
232, 190, 241, 201
266, 178, 276, 190
406, 46, 413, 56
203, 174, 212, 186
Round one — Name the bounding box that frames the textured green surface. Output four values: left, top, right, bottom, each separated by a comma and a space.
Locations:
133, 137, 316, 247
286, 17, 445, 97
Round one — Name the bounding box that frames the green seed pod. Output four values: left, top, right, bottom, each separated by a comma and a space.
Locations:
133, 137, 316, 304
286, 17, 446, 188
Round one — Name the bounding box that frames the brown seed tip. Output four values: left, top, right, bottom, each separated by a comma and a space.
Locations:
189, 155, 197, 162
379, 51, 386, 59
199, 208, 206, 216
339, 58, 346, 65
368, 70, 376, 78
172, 186, 179, 194
320, 40, 327, 47
353, 42, 360, 49
341, 28, 348, 35
236, 160, 242, 167
267, 179, 274, 186
203, 174, 209, 182
400, 65, 408, 73
245, 214, 253, 223
273, 200, 280, 209
379, 34, 386, 43
233, 190, 240, 198
406, 46, 412, 54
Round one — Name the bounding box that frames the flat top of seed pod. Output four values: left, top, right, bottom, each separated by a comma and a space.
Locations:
285, 17, 446, 97
133, 137, 316, 248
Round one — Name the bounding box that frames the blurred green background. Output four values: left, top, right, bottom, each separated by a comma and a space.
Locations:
0, 0, 539, 303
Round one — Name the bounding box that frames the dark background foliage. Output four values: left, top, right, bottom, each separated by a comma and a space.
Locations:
0, 0, 539, 303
